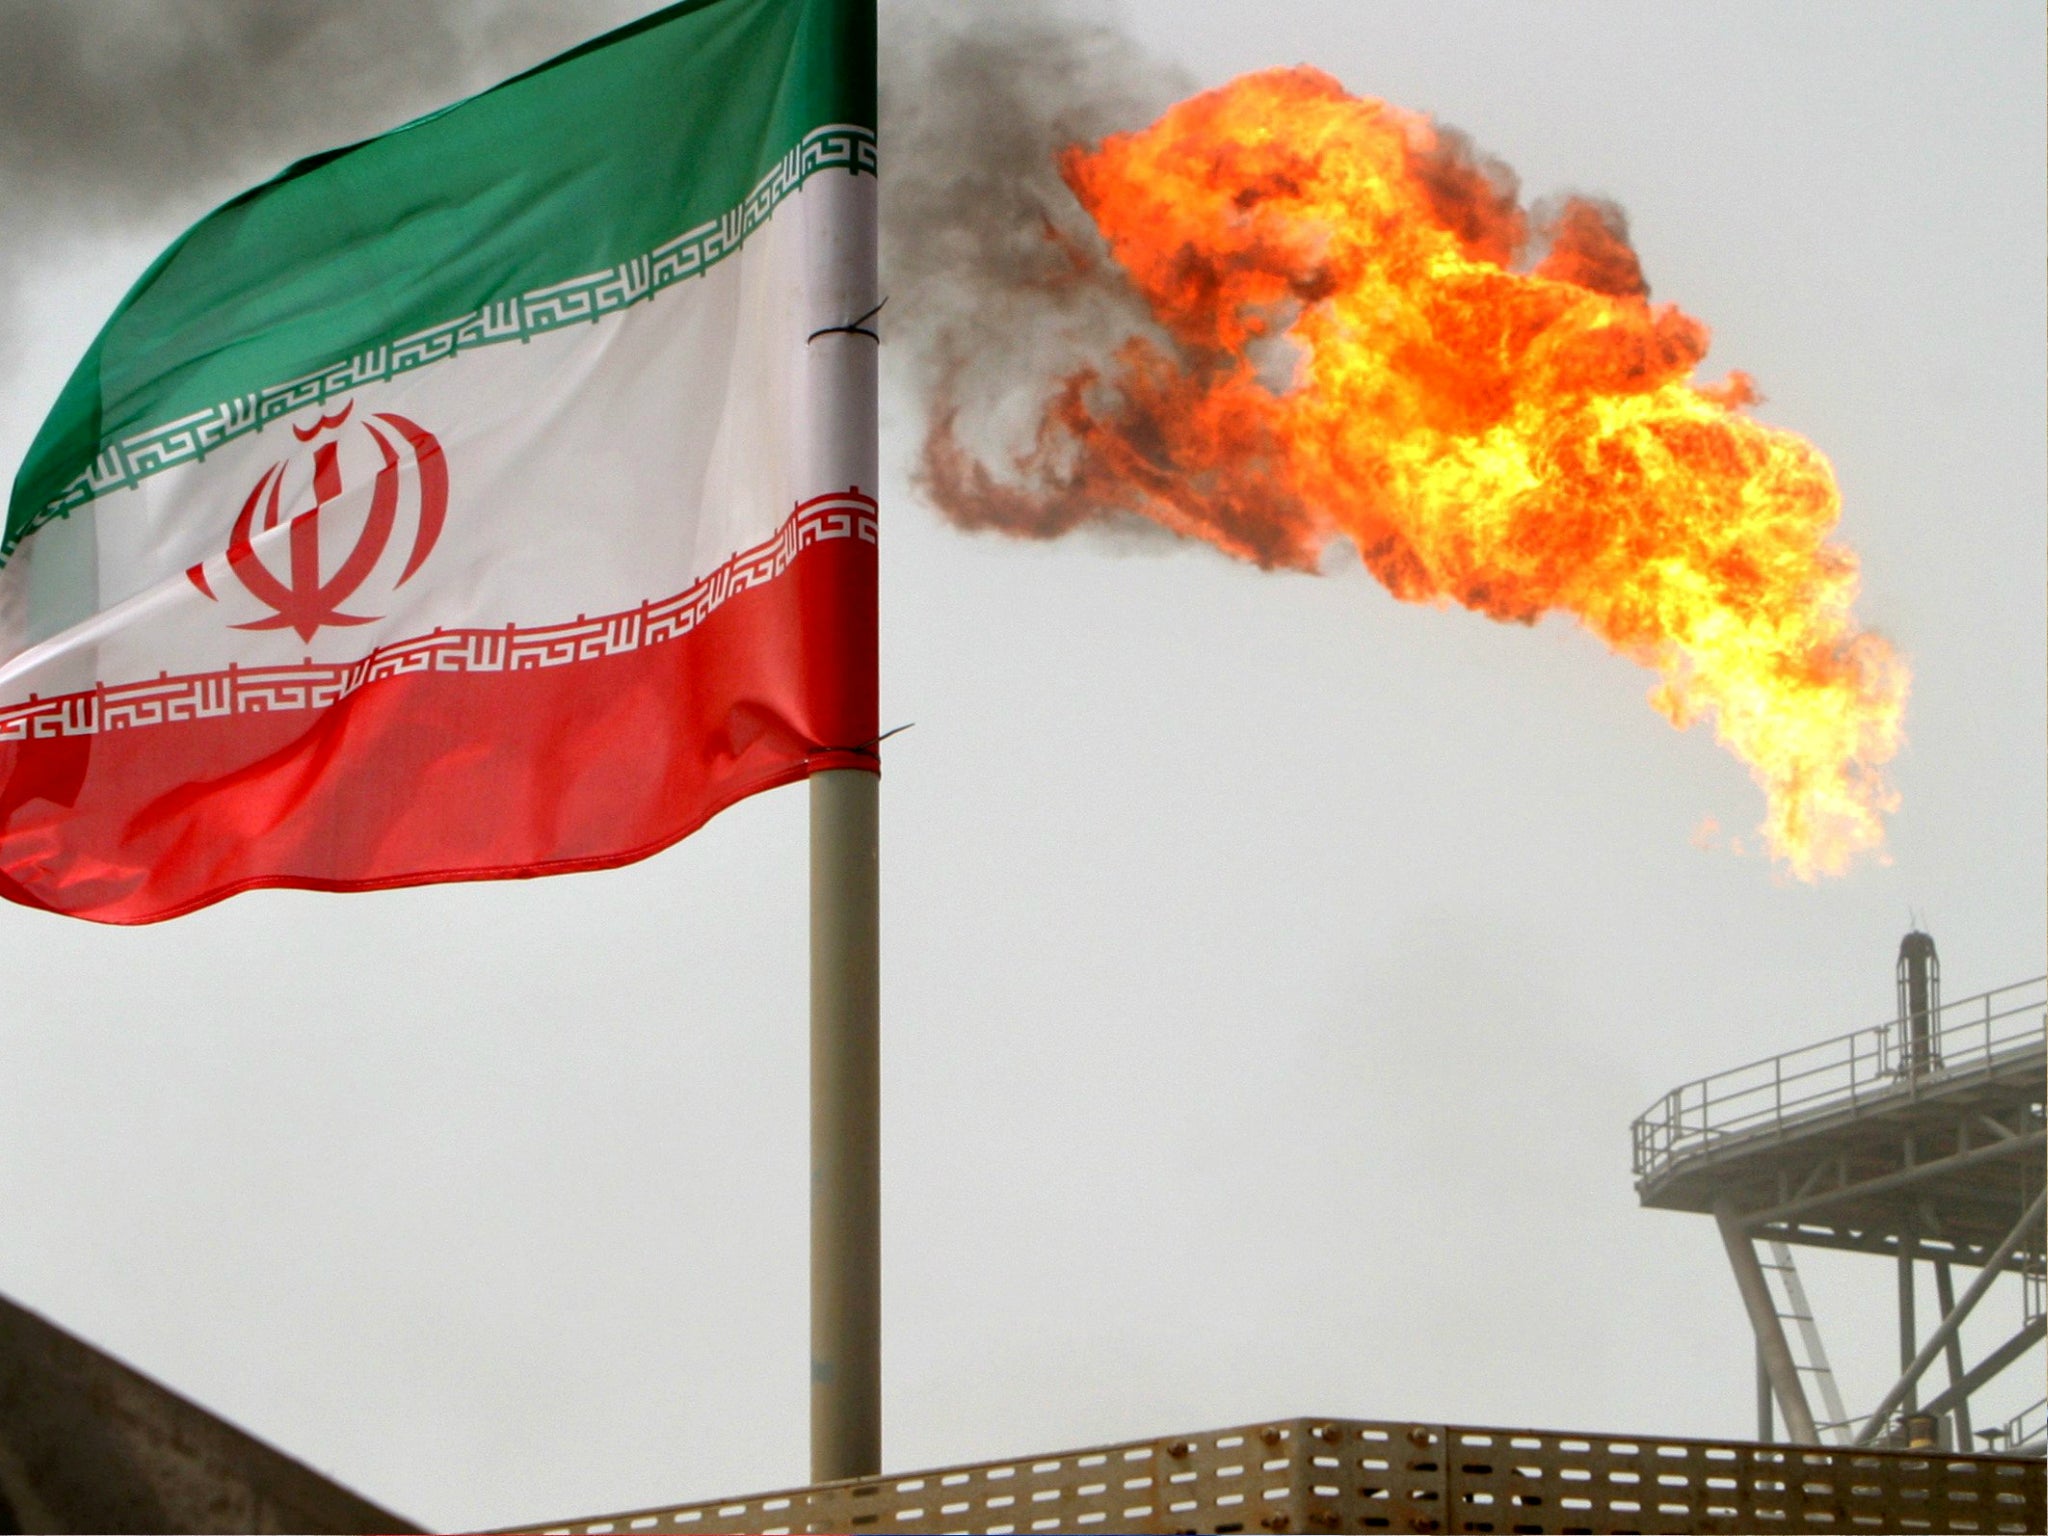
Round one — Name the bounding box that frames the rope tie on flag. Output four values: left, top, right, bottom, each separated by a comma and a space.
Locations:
808, 298, 886, 343
815, 721, 913, 764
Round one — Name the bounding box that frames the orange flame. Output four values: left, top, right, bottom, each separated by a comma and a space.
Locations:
922, 66, 1907, 879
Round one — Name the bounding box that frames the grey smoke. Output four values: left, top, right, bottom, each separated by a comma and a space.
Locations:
0, 0, 650, 214
878, 0, 1190, 544
878, 1, 1187, 403
0, 0, 644, 374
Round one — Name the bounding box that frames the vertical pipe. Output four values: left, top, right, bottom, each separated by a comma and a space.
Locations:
1756, 1339, 1776, 1443
1933, 1259, 1973, 1449
1897, 931, 1939, 1073
811, 768, 881, 1482
1715, 1203, 1818, 1443
1897, 1226, 1918, 1417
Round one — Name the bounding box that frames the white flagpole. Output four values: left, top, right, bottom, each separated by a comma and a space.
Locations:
805, 132, 881, 1484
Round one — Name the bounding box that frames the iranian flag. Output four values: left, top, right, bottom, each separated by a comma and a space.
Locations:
0, 0, 878, 924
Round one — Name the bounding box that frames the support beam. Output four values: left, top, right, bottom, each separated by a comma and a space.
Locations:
1790, 1158, 1834, 1204
1756, 1339, 1774, 1443
1933, 1259, 1972, 1447
1855, 1188, 2048, 1444
1751, 1221, 2006, 1267
1740, 1130, 2046, 1229
1716, 1201, 1818, 1443
1919, 1314, 2047, 1423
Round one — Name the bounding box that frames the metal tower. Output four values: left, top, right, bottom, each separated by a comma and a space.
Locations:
1632, 934, 2045, 1453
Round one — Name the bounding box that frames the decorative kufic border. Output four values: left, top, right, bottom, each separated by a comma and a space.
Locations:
0, 490, 876, 744
20, 123, 877, 548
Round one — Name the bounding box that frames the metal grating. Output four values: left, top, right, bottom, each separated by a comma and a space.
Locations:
499, 1417, 2046, 1535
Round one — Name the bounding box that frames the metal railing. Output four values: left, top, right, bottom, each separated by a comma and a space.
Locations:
498, 1415, 2046, 1534
2007, 1398, 2048, 1454
1632, 977, 2046, 1183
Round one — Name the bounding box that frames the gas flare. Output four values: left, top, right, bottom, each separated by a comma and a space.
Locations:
919, 66, 1907, 879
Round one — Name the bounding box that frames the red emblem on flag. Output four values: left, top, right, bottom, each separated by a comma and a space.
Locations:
187, 400, 448, 642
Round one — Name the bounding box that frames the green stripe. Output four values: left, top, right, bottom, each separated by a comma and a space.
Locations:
23, 122, 871, 545
7, 0, 875, 563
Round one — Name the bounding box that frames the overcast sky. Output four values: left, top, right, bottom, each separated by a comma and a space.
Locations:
0, 2, 2042, 1528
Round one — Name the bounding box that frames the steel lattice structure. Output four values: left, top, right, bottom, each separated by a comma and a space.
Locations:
1634, 940, 2045, 1456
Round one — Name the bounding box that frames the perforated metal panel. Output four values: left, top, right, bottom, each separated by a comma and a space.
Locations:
500, 1417, 2045, 1535
1430, 1424, 2041, 1534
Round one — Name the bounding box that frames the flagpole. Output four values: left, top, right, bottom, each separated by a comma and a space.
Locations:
811, 767, 880, 1481
806, 101, 882, 1484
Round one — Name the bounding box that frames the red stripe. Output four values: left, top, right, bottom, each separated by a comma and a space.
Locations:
0, 537, 876, 924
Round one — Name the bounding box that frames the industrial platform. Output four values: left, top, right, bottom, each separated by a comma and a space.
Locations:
1633, 946, 2045, 1457
1633, 975, 2044, 1268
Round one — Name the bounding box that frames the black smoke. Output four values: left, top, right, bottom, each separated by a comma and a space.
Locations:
0, 0, 645, 371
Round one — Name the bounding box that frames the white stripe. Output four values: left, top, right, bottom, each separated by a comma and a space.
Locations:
0, 172, 878, 720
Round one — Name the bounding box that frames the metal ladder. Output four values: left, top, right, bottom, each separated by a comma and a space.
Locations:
1761, 1239, 1852, 1441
